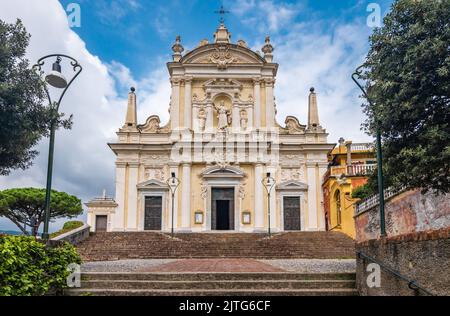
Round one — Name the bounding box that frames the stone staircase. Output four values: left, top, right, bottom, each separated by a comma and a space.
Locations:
77, 232, 355, 261
65, 272, 357, 296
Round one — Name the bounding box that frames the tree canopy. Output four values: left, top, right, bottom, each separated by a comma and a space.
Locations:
0, 19, 71, 176
360, 0, 450, 194
0, 188, 83, 236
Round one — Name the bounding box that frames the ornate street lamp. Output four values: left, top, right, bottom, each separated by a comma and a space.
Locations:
33, 55, 82, 240
262, 172, 276, 237
166, 172, 180, 238
352, 65, 386, 237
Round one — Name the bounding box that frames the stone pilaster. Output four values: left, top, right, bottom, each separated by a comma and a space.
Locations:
113, 162, 126, 231
170, 78, 181, 132
253, 78, 261, 129
306, 162, 318, 230
265, 79, 275, 129
254, 163, 264, 231
181, 163, 191, 230
126, 162, 139, 231
184, 77, 192, 129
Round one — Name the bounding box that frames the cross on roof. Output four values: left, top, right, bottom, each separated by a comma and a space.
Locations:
214, 4, 230, 24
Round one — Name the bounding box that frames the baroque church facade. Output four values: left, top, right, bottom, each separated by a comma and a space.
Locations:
86, 22, 334, 233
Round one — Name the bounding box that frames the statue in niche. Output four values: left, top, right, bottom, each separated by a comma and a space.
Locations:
216, 101, 230, 130
240, 109, 248, 131
197, 108, 206, 132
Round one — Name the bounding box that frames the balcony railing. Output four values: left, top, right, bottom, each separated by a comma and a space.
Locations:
323, 164, 376, 183
331, 164, 376, 176
350, 143, 375, 152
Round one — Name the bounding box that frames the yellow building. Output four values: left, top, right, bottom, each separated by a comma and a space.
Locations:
86, 22, 335, 233
322, 138, 376, 238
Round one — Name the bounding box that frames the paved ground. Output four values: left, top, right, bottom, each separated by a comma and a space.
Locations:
138, 259, 285, 273
261, 259, 356, 273
82, 259, 356, 273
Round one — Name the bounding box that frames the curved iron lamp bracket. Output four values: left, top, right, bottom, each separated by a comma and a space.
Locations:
33, 54, 83, 113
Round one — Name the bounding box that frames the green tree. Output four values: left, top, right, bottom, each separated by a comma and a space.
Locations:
0, 19, 71, 176
0, 188, 83, 236
360, 0, 450, 193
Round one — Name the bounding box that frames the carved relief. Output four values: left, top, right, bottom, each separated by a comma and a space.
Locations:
281, 169, 303, 182
139, 116, 170, 134
209, 46, 238, 70
200, 182, 208, 199
197, 107, 207, 132
240, 109, 248, 131
238, 183, 246, 199
145, 168, 167, 181
283, 116, 305, 134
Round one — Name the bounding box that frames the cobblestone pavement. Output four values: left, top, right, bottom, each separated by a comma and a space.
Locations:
138, 259, 285, 273
82, 259, 176, 272
262, 259, 356, 273
82, 258, 356, 273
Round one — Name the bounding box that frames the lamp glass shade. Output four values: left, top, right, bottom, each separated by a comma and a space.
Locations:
45, 71, 68, 89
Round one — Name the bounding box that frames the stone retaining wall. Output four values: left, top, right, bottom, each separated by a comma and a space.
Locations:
356, 228, 450, 296
355, 189, 450, 242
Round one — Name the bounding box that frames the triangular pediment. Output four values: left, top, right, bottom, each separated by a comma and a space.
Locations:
277, 180, 308, 191
137, 179, 168, 190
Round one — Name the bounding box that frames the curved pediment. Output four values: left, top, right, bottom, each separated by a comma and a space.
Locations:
201, 165, 246, 178
181, 44, 265, 68
138, 115, 170, 134
280, 116, 306, 134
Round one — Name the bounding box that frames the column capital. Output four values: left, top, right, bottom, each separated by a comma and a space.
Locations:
170, 77, 182, 86
253, 77, 262, 84
264, 78, 275, 87
183, 76, 193, 84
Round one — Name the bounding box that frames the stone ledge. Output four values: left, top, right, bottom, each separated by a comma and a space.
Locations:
356, 227, 450, 247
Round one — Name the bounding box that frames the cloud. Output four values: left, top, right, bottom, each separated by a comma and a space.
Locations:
93, 0, 141, 25
0, 0, 373, 232
272, 20, 372, 144
0, 0, 169, 232
231, 0, 301, 32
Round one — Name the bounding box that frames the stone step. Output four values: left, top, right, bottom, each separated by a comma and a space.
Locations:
80, 279, 356, 290
77, 232, 355, 261
65, 288, 358, 296
81, 272, 356, 281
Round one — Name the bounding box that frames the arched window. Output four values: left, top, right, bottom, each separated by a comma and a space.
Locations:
335, 190, 342, 226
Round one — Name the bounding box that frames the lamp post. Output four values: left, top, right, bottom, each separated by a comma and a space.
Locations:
352, 65, 386, 237
262, 172, 276, 237
166, 172, 180, 238
33, 55, 82, 240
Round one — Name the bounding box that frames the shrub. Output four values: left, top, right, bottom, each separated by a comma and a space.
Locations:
50, 221, 84, 239
352, 184, 374, 200
0, 235, 81, 296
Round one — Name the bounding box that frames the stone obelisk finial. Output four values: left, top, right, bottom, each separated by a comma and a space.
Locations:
308, 87, 320, 129
124, 87, 137, 128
